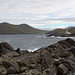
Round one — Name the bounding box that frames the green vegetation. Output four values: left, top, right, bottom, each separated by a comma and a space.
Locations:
0, 22, 48, 34
68, 27, 75, 34
49, 29, 66, 34
47, 27, 75, 35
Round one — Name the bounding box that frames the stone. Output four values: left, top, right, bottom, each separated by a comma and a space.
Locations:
0, 39, 74, 75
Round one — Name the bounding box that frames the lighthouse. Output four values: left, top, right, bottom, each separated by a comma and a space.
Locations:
66, 30, 71, 34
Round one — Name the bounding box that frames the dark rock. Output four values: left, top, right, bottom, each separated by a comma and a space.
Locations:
15, 48, 29, 55
0, 42, 14, 56
69, 47, 75, 56
57, 64, 68, 75
65, 38, 75, 46
2, 60, 13, 69
0, 65, 7, 75
7, 67, 17, 74
0, 42, 14, 51
25, 69, 41, 75
15, 48, 20, 54
0, 39, 74, 75
20, 67, 29, 72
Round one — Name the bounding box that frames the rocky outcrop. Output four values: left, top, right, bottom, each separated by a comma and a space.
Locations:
46, 28, 75, 37
0, 38, 75, 75
0, 42, 14, 56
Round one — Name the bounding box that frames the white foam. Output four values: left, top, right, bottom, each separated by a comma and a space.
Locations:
27, 48, 40, 52
51, 36, 55, 37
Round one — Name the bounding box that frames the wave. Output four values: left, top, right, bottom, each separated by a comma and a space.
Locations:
27, 48, 40, 52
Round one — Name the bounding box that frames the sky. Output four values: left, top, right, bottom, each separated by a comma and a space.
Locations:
0, 0, 75, 30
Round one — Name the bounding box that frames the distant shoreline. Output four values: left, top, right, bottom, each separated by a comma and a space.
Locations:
0, 33, 45, 35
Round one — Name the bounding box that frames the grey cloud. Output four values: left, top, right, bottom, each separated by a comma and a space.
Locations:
41, 17, 75, 22
0, 0, 75, 25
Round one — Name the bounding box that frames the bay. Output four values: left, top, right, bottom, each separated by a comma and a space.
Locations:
0, 34, 74, 52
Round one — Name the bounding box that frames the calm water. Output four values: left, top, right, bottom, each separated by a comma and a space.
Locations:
0, 34, 75, 52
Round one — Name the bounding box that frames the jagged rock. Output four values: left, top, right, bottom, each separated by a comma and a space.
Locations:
43, 67, 56, 75
65, 38, 75, 46
0, 42, 14, 56
2, 60, 13, 69
57, 64, 69, 75
7, 67, 17, 74
15, 48, 29, 55
0, 65, 7, 75
25, 69, 41, 75
0, 42, 14, 51
20, 67, 29, 72
0, 39, 75, 75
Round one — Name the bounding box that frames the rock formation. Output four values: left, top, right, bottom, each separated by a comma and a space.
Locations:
0, 38, 75, 75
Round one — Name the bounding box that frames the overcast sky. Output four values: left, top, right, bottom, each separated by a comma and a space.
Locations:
0, 0, 75, 29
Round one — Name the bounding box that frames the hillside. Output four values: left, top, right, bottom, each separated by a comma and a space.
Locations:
47, 28, 66, 36
65, 26, 75, 29
0, 22, 47, 34
47, 27, 75, 37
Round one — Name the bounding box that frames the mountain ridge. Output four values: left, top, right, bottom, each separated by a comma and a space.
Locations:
65, 26, 75, 29
0, 22, 48, 34
47, 27, 75, 37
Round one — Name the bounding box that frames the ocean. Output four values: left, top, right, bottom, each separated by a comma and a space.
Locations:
0, 34, 75, 52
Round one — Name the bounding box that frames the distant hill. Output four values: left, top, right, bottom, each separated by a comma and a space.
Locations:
47, 27, 75, 37
47, 28, 66, 36
47, 29, 66, 34
0, 22, 48, 34
65, 26, 75, 29
68, 27, 75, 34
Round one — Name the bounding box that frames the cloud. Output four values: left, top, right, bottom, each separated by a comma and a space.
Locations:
50, 26, 68, 29
41, 17, 75, 25
0, 0, 75, 15
37, 15, 49, 19
42, 17, 75, 21
0, 0, 75, 28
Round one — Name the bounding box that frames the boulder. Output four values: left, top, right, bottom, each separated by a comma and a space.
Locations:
0, 39, 74, 75
0, 42, 14, 56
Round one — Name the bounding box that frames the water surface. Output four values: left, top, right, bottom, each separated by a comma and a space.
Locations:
0, 34, 74, 51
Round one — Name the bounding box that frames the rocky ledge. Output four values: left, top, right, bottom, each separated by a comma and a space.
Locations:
0, 38, 75, 75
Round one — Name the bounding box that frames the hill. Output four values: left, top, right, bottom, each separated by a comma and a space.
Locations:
47, 27, 75, 37
46, 28, 66, 36
65, 26, 75, 29
0, 22, 48, 34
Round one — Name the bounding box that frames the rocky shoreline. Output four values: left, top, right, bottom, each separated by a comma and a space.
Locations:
0, 38, 75, 75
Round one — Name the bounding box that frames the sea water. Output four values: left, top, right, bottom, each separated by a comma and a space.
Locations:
0, 34, 75, 52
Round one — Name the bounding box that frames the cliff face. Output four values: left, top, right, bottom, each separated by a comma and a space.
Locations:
0, 38, 75, 75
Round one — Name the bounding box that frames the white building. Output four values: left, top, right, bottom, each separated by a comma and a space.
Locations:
66, 30, 71, 34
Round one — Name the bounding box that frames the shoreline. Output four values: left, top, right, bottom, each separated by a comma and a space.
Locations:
0, 38, 75, 75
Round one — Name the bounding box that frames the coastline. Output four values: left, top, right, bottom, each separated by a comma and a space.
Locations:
0, 38, 75, 75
